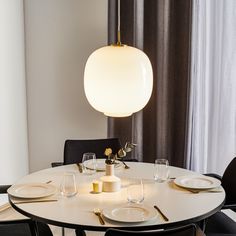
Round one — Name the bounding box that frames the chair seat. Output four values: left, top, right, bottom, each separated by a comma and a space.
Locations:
0, 185, 53, 236
0, 223, 31, 236
205, 211, 236, 235
104, 224, 204, 236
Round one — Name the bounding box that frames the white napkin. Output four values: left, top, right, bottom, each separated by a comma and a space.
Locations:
0, 194, 11, 212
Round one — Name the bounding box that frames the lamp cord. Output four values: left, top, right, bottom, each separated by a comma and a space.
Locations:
117, 0, 121, 45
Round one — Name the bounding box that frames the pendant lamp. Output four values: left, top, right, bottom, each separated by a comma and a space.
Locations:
84, 0, 153, 117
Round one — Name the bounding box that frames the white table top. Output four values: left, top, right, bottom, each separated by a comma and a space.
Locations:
9, 162, 225, 231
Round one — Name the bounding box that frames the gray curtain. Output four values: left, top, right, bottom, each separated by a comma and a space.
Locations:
108, 0, 192, 168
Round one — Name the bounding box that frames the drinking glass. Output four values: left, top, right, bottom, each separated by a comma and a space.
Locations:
60, 172, 77, 197
82, 152, 97, 175
154, 158, 169, 182
127, 178, 144, 204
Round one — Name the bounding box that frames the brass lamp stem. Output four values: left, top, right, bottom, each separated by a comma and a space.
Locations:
117, 30, 121, 46
117, 0, 122, 46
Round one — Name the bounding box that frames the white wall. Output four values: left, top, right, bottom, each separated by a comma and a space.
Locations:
24, 0, 108, 172
0, 0, 29, 184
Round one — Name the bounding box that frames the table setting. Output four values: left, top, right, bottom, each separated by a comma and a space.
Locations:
4, 146, 225, 231
172, 175, 222, 193
7, 179, 57, 201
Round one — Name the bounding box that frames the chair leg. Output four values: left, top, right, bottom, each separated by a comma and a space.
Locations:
62, 227, 65, 236
197, 219, 206, 232
29, 221, 39, 236
75, 229, 86, 236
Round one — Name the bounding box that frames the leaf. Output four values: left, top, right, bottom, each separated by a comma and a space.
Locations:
118, 148, 126, 157
124, 142, 137, 152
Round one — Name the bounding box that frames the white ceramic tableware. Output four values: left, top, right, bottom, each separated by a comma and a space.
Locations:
174, 175, 221, 190
8, 183, 57, 199
102, 204, 157, 223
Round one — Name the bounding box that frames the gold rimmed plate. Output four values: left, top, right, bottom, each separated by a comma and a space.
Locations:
8, 183, 57, 199
174, 175, 221, 190
83, 159, 122, 171
102, 204, 157, 223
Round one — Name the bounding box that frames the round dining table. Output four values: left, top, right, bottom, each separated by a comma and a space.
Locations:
8, 161, 225, 231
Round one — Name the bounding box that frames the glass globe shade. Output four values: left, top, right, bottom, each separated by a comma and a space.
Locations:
84, 45, 153, 117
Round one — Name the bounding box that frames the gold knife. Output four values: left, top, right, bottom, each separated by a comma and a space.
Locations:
14, 199, 58, 204
76, 163, 83, 173
0, 203, 11, 212
154, 205, 169, 221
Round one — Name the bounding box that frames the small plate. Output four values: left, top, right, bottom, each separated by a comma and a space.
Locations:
103, 205, 157, 223
84, 159, 122, 171
7, 183, 57, 199
174, 175, 221, 190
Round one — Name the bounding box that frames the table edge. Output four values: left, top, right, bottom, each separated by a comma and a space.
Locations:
9, 195, 225, 231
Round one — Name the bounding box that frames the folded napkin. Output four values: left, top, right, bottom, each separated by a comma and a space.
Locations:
0, 194, 11, 212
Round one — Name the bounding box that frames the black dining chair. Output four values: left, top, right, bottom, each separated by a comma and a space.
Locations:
204, 157, 236, 235
52, 138, 138, 167
52, 138, 122, 167
104, 223, 205, 236
0, 185, 53, 236
63, 138, 122, 164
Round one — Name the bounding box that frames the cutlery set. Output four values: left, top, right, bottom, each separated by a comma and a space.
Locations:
154, 205, 169, 221
169, 177, 222, 194
186, 188, 222, 194
93, 208, 105, 225
0, 198, 58, 213
121, 161, 130, 169
93, 205, 169, 225
0, 180, 58, 213
0, 203, 11, 213
14, 199, 58, 204
76, 163, 83, 173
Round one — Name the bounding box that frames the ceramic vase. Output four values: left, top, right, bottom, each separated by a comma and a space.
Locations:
100, 164, 121, 192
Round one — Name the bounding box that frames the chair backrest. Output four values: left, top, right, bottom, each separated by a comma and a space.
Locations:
105, 224, 204, 236
222, 157, 236, 205
63, 138, 122, 165
0, 185, 11, 194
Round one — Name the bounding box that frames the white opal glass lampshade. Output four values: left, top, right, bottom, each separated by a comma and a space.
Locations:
84, 45, 153, 117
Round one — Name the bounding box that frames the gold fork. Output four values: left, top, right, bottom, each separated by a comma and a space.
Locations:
121, 161, 130, 169
93, 208, 105, 225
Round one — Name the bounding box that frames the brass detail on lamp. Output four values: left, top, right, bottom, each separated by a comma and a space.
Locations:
84, 0, 153, 117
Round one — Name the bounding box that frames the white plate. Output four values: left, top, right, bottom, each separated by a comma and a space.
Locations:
174, 175, 221, 190
102, 205, 157, 223
7, 183, 57, 199
84, 159, 122, 171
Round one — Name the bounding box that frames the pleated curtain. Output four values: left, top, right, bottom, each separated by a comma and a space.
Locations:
107, 0, 192, 167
